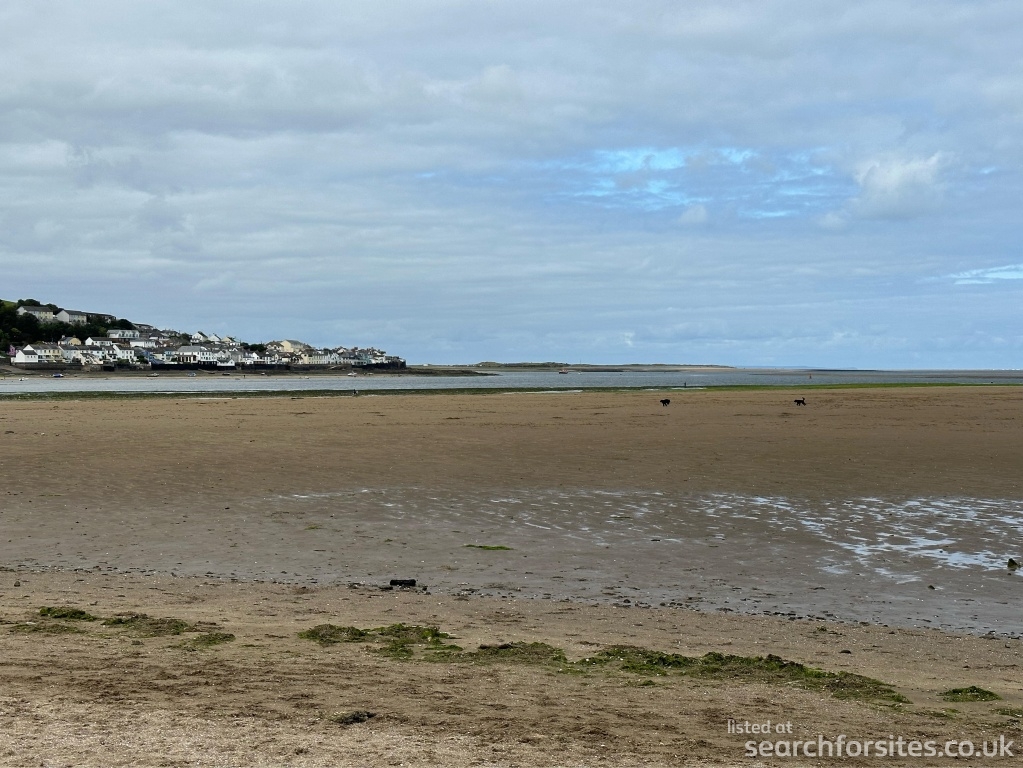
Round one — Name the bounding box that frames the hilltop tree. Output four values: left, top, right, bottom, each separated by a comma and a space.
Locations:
0, 298, 135, 352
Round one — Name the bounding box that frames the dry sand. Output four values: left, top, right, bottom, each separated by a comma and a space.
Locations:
1, 386, 1022, 766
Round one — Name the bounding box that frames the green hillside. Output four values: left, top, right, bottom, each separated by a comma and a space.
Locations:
0, 299, 135, 352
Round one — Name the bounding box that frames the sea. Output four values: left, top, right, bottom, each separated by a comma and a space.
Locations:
2, 367, 1022, 395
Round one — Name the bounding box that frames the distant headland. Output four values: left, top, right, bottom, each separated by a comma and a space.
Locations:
1, 298, 735, 377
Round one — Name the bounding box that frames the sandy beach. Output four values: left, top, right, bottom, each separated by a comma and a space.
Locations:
1, 386, 1022, 765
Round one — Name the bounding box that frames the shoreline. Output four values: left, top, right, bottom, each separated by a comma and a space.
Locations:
2, 378, 1021, 404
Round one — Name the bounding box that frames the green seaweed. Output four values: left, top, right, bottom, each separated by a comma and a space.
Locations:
941, 686, 1001, 702
298, 624, 369, 645
461, 641, 568, 665
581, 648, 906, 702
295, 621, 906, 704
373, 624, 450, 659
372, 623, 449, 642
580, 645, 697, 674
102, 613, 194, 636
39, 606, 98, 621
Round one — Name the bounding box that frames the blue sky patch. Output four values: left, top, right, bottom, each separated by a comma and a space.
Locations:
947, 264, 1023, 284
544, 146, 855, 218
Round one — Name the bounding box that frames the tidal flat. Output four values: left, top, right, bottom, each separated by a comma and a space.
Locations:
1, 387, 1021, 765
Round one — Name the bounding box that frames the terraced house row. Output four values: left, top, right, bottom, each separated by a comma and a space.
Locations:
9, 329, 404, 372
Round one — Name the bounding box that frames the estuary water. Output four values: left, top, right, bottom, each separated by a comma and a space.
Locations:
2, 367, 1021, 395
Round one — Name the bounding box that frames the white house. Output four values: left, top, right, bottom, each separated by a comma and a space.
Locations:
57, 344, 82, 364
84, 337, 116, 348
12, 347, 38, 364
12, 343, 62, 364
55, 309, 89, 325
30, 343, 62, 363
225, 348, 260, 365
16, 306, 56, 322
110, 344, 137, 362
174, 345, 217, 364
299, 349, 338, 366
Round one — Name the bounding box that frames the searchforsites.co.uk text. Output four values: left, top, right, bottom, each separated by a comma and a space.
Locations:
729, 720, 1014, 759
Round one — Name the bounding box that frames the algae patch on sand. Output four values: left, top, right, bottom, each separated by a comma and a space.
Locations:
297, 623, 907, 704
298, 624, 369, 645
941, 686, 1001, 702
39, 606, 98, 621
102, 613, 195, 637
327, 710, 377, 725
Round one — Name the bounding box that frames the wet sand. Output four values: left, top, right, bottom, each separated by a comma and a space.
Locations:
2, 387, 1021, 632
1, 387, 1022, 765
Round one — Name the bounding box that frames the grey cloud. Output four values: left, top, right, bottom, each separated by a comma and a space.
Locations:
2, 1, 1023, 366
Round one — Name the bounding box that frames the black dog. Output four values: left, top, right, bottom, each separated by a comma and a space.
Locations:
794, 398, 806, 406
660, 398, 671, 406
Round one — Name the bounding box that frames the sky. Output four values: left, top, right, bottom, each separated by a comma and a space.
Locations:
2, 1, 1022, 368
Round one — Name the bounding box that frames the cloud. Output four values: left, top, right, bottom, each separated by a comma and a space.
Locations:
193, 272, 235, 293
1, 1, 1023, 367
849, 153, 949, 219
134, 196, 188, 233
678, 204, 708, 225
818, 211, 848, 230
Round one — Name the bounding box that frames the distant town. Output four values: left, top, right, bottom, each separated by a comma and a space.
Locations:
0, 299, 405, 373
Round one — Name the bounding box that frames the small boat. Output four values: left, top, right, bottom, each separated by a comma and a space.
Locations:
347, 371, 358, 377
52, 373, 64, 378
558, 368, 570, 374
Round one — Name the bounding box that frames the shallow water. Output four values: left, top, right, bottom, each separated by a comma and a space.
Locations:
2, 367, 1022, 395
289, 487, 1021, 575
11, 487, 1018, 635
